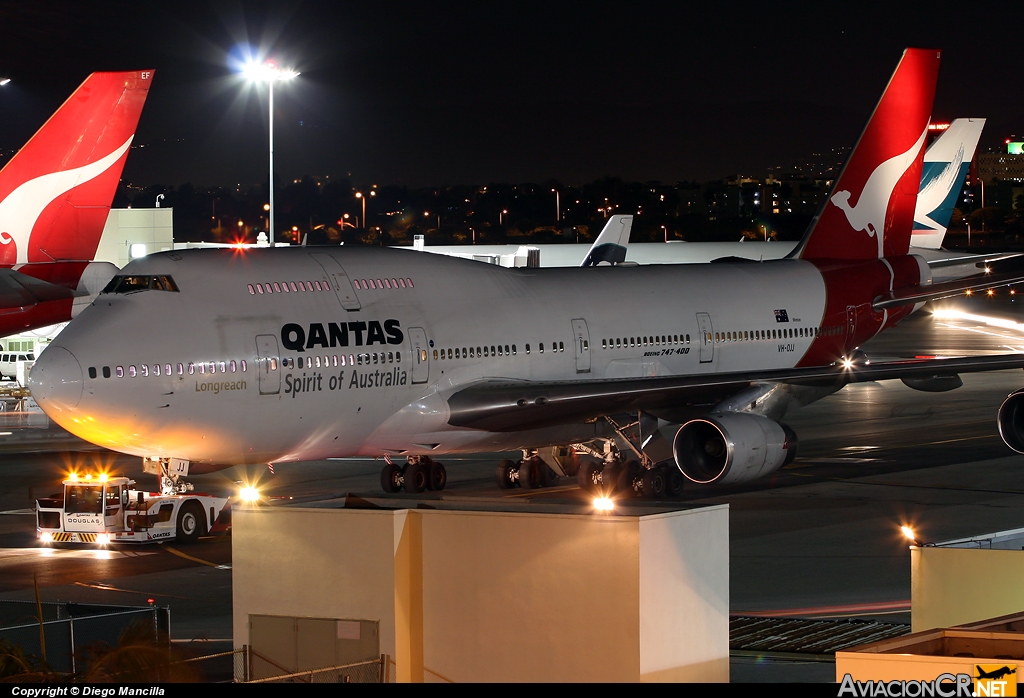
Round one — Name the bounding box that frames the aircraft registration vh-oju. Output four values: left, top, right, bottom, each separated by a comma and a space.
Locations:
0, 71, 153, 338
28, 50, 1024, 502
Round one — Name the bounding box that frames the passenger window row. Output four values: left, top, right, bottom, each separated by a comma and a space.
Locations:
529, 342, 564, 354
603, 334, 690, 349
281, 351, 401, 369
713, 326, 825, 343
353, 277, 414, 290
87, 361, 248, 380
434, 340, 573, 361
248, 280, 330, 295
435, 344, 515, 360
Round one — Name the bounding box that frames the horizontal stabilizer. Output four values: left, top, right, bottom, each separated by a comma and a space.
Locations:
0, 268, 75, 312
873, 270, 1024, 310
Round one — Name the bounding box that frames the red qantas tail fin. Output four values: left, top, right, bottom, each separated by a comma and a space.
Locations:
0, 70, 154, 268
796, 50, 939, 261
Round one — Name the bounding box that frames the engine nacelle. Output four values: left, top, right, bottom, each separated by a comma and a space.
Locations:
672, 413, 797, 485
998, 389, 1024, 454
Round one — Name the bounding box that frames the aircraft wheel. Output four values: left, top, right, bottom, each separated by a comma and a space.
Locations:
602, 461, 623, 494
495, 460, 517, 489
641, 468, 666, 499
429, 462, 447, 491
577, 460, 602, 493
537, 459, 558, 487
176, 501, 206, 544
617, 460, 642, 497
518, 458, 539, 489
381, 464, 403, 493
404, 464, 428, 493
665, 466, 685, 497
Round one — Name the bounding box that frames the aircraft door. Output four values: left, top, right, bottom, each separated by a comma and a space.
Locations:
408, 327, 429, 384
696, 312, 714, 363
310, 253, 361, 311
571, 318, 591, 373
255, 334, 281, 395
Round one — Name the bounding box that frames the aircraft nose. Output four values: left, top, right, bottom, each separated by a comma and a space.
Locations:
30, 346, 84, 414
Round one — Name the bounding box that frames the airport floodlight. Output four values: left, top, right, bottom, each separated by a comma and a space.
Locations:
239, 60, 300, 246
240, 485, 261, 502
0, 79, 10, 86
593, 496, 615, 512
901, 525, 933, 547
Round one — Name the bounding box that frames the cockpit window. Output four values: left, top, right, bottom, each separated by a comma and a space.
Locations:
102, 275, 180, 294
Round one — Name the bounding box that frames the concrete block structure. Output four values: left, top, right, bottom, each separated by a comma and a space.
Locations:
232, 504, 729, 682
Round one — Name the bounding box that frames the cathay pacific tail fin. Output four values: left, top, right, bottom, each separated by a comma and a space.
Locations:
580, 215, 633, 267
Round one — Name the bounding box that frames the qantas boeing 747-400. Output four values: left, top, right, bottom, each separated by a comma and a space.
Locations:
28, 50, 1024, 507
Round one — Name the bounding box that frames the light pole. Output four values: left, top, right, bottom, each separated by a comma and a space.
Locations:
500, 209, 507, 226
552, 188, 560, 222
243, 61, 299, 246
355, 191, 375, 230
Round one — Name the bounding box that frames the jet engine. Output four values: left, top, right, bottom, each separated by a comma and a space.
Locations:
672, 413, 797, 485
998, 389, 1024, 454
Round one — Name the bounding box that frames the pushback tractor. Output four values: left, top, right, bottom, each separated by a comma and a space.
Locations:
36, 473, 231, 545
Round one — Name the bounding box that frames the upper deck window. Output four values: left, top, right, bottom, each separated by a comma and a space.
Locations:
102, 275, 180, 294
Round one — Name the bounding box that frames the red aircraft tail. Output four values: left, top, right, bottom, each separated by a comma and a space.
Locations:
796, 49, 939, 261
0, 70, 154, 267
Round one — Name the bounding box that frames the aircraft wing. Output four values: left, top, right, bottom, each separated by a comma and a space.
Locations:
446, 354, 1024, 431
925, 252, 1023, 269
874, 270, 1024, 310
0, 268, 75, 313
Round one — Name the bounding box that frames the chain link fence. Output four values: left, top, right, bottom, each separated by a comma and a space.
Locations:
177, 647, 247, 683
246, 654, 388, 683
0, 600, 169, 674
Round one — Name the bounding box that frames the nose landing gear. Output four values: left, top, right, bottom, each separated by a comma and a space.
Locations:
380, 456, 447, 494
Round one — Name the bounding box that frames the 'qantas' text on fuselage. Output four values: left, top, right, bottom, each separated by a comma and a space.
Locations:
281, 320, 404, 352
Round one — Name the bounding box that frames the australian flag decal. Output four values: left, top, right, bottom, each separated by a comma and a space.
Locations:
774, 309, 789, 323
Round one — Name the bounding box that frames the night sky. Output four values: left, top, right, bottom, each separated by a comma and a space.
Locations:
1, 1, 1020, 188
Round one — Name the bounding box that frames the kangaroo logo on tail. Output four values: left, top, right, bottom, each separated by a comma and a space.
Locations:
0, 136, 133, 267
829, 126, 928, 258
0, 232, 15, 267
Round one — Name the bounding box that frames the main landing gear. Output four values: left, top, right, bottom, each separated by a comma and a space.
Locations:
380, 456, 448, 494
577, 458, 685, 499
500, 412, 688, 500
494, 452, 562, 490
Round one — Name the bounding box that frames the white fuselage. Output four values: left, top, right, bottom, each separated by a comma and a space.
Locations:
32, 247, 880, 467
